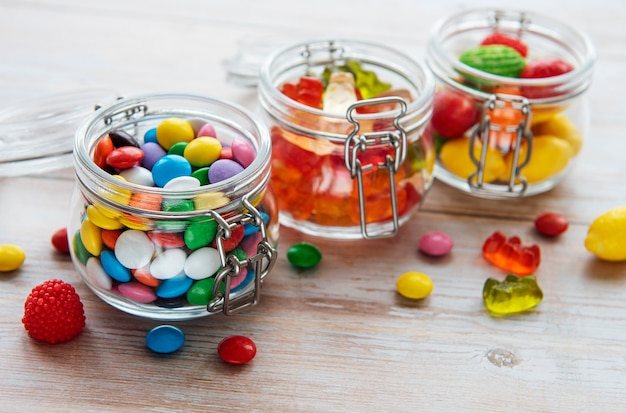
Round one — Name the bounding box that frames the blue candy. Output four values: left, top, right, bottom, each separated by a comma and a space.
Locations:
156, 275, 194, 298
100, 250, 131, 282
151, 154, 192, 187
243, 212, 269, 237
145, 325, 185, 354
144, 127, 158, 144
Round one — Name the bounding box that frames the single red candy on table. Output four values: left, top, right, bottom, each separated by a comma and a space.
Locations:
482, 231, 541, 276
51, 227, 70, 253
535, 212, 569, 237
218, 335, 257, 365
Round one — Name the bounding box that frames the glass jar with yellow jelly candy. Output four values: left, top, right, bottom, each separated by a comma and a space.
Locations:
69, 94, 278, 320
426, 9, 595, 198
258, 39, 435, 239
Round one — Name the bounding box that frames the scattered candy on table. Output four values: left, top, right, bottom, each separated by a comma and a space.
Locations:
22, 279, 86, 344
482, 231, 540, 276
0, 244, 26, 272
534, 212, 569, 237
51, 227, 70, 253
145, 325, 185, 354
286, 242, 322, 269
396, 271, 433, 300
418, 231, 453, 257
482, 274, 543, 315
585, 205, 626, 261
217, 335, 257, 365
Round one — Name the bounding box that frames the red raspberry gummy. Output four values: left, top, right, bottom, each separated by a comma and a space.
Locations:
480, 33, 528, 58
22, 279, 86, 344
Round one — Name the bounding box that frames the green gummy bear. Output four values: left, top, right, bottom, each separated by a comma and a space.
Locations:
324, 60, 392, 100
483, 274, 543, 315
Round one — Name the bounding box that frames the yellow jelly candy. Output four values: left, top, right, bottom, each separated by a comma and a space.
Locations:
532, 114, 582, 155
585, 206, 626, 261
439, 138, 506, 183
396, 271, 433, 299
505, 135, 573, 183
86, 205, 123, 230
0, 244, 26, 272
156, 118, 195, 150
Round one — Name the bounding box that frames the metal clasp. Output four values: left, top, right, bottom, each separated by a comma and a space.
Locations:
103, 101, 148, 125
206, 196, 276, 315
468, 93, 532, 197
344, 96, 407, 239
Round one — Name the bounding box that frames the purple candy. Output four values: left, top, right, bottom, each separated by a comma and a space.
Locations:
231, 139, 255, 168
141, 142, 167, 170
208, 159, 244, 184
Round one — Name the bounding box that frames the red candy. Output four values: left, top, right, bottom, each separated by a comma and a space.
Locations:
217, 335, 257, 365
280, 76, 324, 108
535, 212, 569, 237
105, 146, 144, 169
521, 57, 574, 79
51, 227, 70, 253
22, 279, 86, 344
480, 33, 528, 57
482, 231, 541, 276
214, 224, 245, 253
431, 90, 478, 138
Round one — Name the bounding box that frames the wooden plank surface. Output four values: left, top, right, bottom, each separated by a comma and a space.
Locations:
1, 1, 626, 412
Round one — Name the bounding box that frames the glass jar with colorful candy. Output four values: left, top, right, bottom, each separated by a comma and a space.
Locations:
258, 40, 435, 239
426, 9, 595, 198
70, 94, 278, 320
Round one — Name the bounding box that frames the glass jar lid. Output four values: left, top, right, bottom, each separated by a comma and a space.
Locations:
0, 88, 118, 177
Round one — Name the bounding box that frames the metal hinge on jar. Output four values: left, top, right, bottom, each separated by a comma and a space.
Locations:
344, 96, 407, 239
468, 93, 532, 197
206, 197, 276, 315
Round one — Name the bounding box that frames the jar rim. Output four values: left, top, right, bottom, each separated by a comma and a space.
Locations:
74, 93, 272, 216
426, 8, 596, 99
259, 38, 435, 121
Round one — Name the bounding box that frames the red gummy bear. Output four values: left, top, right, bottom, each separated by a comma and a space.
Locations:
280, 76, 324, 109
482, 231, 541, 276
22, 279, 86, 344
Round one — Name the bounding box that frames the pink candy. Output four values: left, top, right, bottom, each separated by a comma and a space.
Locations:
418, 231, 453, 257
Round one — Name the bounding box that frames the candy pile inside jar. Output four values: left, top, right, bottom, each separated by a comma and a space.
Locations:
72, 118, 268, 310
271, 59, 427, 229
434, 32, 583, 187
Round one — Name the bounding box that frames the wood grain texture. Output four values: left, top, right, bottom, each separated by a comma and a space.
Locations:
1, 1, 626, 412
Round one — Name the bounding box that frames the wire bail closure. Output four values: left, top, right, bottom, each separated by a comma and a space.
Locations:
468, 93, 532, 197
207, 196, 276, 315
344, 96, 408, 239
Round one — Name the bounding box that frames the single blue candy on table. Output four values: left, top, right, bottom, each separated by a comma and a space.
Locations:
146, 325, 185, 354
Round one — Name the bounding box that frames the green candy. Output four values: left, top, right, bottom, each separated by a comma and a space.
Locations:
483, 274, 543, 315
168, 142, 188, 156
184, 219, 218, 250
286, 242, 322, 269
187, 277, 225, 306
459, 45, 526, 80
191, 167, 210, 186
72, 231, 91, 265
162, 199, 195, 212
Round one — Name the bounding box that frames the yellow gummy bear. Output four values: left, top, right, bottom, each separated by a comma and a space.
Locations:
585, 206, 626, 261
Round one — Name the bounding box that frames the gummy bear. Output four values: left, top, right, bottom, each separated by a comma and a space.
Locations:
483, 274, 543, 314
280, 76, 324, 108
482, 231, 540, 276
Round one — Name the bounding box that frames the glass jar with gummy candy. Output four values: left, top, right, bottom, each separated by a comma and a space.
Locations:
426, 9, 595, 198
258, 39, 435, 239
70, 94, 278, 320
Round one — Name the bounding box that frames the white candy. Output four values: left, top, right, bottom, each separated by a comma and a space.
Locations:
119, 166, 155, 187
150, 248, 187, 280
114, 230, 154, 269
86, 257, 113, 290
184, 247, 221, 280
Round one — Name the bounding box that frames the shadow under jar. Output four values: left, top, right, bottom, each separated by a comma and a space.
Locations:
426, 9, 595, 199
70, 94, 278, 320
258, 39, 435, 240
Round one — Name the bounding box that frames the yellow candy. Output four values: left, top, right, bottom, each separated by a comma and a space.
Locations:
532, 114, 583, 155
396, 271, 433, 299
0, 244, 26, 272
193, 192, 230, 210
505, 135, 573, 183
80, 218, 102, 256
86, 205, 123, 230
585, 206, 626, 261
183, 137, 222, 167
156, 118, 195, 150
439, 137, 506, 183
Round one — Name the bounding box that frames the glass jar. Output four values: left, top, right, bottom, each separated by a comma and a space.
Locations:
426, 9, 595, 198
69, 93, 278, 320
258, 39, 435, 240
